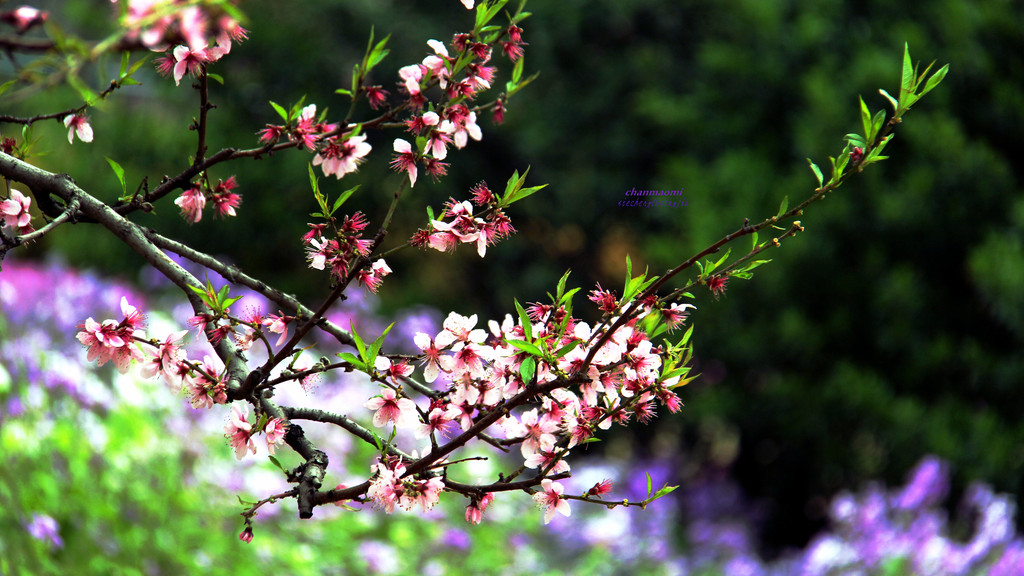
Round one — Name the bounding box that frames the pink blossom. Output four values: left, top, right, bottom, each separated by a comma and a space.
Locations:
238, 527, 253, 543
1, 189, 32, 231
174, 186, 205, 223
1, 6, 47, 33
224, 403, 256, 460
398, 64, 424, 95
533, 479, 570, 524
357, 259, 392, 293
449, 112, 483, 149
400, 476, 446, 512
461, 0, 474, 8
264, 417, 288, 454
262, 313, 292, 347
140, 329, 189, 388
390, 139, 418, 187
465, 492, 493, 524
63, 114, 93, 144
170, 44, 207, 86
374, 355, 413, 382
364, 388, 418, 428
413, 331, 455, 383
313, 134, 372, 179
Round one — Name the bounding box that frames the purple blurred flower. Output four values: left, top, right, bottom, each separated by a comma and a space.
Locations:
895, 455, 948, 511
25, 513, 63, 548
441, 528, 471, 549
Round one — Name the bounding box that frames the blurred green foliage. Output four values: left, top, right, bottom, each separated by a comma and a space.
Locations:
6, 0, 1023, 554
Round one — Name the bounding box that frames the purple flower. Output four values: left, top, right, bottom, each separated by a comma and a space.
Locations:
895, 456, 948, 511
25, 514, 63, 548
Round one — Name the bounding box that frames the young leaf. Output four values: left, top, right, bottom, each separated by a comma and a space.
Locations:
775, 196, 789, 219
269, 100, 289, 122
505, 339, 544, 357
514, 299, 533, 342
918, 64, 949, 99
878, 88, 899, 114
900, 43, 914, 103
519, 356, 536, 385
807, 159, 823, 188
367, 323, 395, 366
105, 157, 127, 197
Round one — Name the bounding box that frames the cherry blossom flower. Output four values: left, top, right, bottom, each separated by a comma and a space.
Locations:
364, 85, 389, 110
264, 417, 288, 455
400, 476, 445, 512
465, 492, 493, 524
1, 6, 47, 33
390, 139, 418, 187
707, 275, 728, 298
364, 388, 418, 428
167, 44, 208, 86
358, 259, 392, 293
262, 312, 292, 347
174, 186, 205, 223
414, 331, 456, 383
313, 134, 372, 179
1, 189, 32, 232
661, 302, 695, 332
533, 479, 570, 524
63, 114, 93, 144
140, 329, 189, 388
374, 355, 413, 382
398, 64, 424, 95
224, 403, 256, 459
211, 176, 241, 217
587, 479, 614, 498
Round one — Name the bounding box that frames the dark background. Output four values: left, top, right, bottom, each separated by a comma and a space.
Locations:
11, 0, 1024, 556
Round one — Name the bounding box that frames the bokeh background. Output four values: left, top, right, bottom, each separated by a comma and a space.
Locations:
3, 0, 1024, 573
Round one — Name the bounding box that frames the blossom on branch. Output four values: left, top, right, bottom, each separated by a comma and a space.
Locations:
313, 134, 372, 179
224, 403, 256, 459
364, 388, 418, 428
1, 189, 33, 233
533, 479, 570, 524
63, 114, 93, 144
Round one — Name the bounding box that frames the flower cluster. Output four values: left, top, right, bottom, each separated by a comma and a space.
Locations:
367, 455, 445, 514
224, 403, 287, 459
174, 176, 241, 223
121, 0, 246, 84
410, 193, 515, 257
75, 296, 146, 374
302, 211, 391, 290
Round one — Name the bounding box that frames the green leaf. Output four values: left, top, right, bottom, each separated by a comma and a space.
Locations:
806, 159, 823, 188
555, 269, 571, 302
337, 351, 365, 371
553, 339, 580, 358
878, 88, 899, 114
859, 97, 872, 143
519, 356, 536, 384
900, 43, 914, 102
331, 185, 359, 215
105, 157, 127, 197
506, 339, 544, 357
775, 196, 789, 219
367, 323, 395, 367
918, 64, 949, 99
349, 322, 368, 366
119, 51, 130, 78
269, 100, 289, 122
335, 88, 352, 97
646, 472, 653, 497
268, 455, 286, 472
652, 484, 678, 500
514, 299, 533, 342
750, 230, 760, 252
206, 73, 224, 85
0, 79, 16, 97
